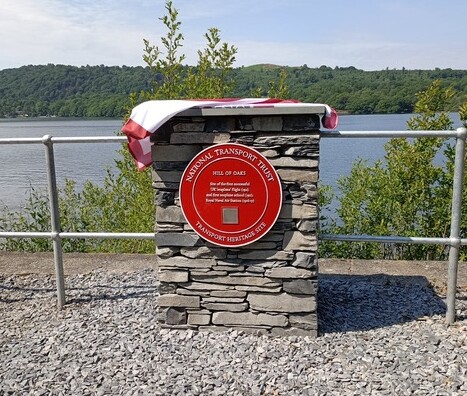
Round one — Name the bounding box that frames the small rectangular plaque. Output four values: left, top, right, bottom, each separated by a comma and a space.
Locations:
222, 207, 239, 224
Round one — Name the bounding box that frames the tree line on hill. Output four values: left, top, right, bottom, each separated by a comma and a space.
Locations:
1, 63, 466, 118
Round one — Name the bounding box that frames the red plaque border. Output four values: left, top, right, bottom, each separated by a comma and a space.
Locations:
179, 143, 282, 247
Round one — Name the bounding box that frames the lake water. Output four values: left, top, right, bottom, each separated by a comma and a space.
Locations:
0, 114, 463, 212
0, 118, 123, 210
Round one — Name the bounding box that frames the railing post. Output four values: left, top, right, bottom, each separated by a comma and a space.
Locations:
42, 135, 66, 309
446, 127, 467, 324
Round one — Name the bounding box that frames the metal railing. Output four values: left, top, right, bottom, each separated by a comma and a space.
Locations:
0, 128, 466, 324
321, 127, 467, 324
0, 135, 155, 309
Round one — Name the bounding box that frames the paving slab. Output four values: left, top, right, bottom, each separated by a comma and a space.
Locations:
0, 252, 155, 275
319, 258, 467, 293
0, 252, 465, 292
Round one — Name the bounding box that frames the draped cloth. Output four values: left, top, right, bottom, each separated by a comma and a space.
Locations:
121, 98, 338, 170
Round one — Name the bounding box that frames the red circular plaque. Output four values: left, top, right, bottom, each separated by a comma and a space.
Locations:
179, 143, 282, 247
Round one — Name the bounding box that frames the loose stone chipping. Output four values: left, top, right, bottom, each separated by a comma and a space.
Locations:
1, 269, 466, 395
154, 112, 321, 335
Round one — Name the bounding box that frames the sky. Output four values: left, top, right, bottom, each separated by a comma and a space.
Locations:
1, 0, 466, 71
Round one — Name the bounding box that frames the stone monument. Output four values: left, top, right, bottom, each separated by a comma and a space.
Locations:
152, 105, 322, 336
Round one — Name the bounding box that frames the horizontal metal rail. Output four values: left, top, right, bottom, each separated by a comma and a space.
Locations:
4, 232, 467, 246
0, 232, 155, 240
0, 135, 127, 144
0, 129, 461, 144
0, 129, 465, 324
4, 231, 467, 247
319, 234, 467, 245
320, 130, 463, 138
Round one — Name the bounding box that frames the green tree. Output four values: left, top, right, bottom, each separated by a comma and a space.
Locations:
136, 1, 237, 103
267, 68, 290, 99
184, 28, 238, 98
0, 0, 238, 253
0, 185, 52, 252
140, 0, 186, 101
78, 0, 237, 253
2, 63, 467, 118
320, 80, 467, 260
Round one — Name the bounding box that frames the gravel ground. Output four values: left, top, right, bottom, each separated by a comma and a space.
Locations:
1, 269, 466, 395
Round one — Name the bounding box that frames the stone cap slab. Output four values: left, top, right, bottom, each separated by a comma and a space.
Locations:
176, 104, 327, 118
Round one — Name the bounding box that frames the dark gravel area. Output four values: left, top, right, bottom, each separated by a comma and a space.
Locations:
1, 268, 466, 395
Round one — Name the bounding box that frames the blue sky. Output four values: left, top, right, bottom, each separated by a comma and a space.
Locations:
1, 0, 466, 71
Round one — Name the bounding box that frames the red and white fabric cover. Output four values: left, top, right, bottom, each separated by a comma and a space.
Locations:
121, 98, 338, 170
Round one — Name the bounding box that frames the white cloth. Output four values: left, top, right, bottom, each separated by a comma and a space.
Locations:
122, 98, 338, 170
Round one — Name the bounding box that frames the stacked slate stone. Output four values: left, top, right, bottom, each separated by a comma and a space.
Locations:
153, 113, 320, 337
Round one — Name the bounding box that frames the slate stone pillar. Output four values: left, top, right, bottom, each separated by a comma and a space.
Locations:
153, 108, 320, 336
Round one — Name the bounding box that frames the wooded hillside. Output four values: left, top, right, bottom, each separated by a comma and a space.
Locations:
1, 64, 466, 118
